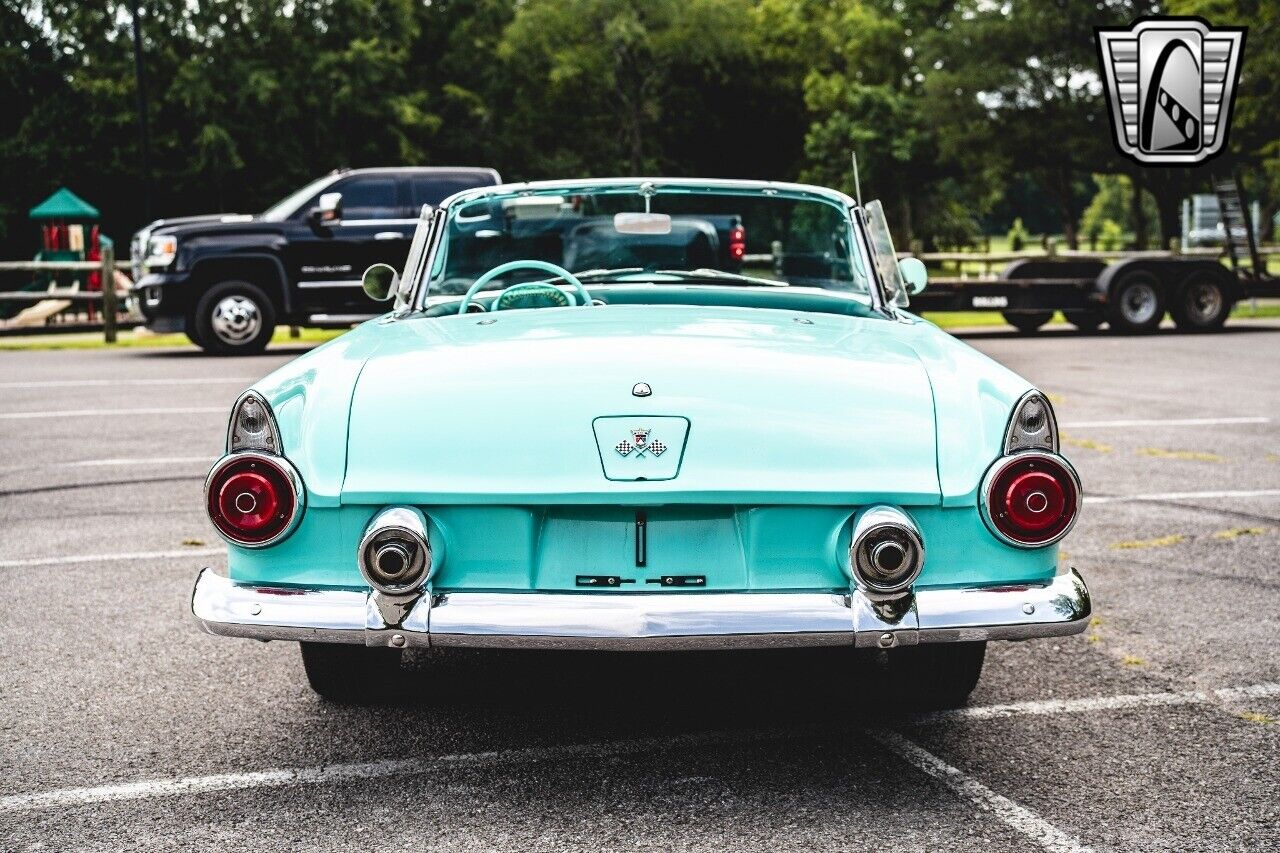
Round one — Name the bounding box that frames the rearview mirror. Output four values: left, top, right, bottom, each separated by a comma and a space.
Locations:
308, 192, 343, 231
614, 212, 672, 235
898, 257, 928, 295
362, 263, 399, 302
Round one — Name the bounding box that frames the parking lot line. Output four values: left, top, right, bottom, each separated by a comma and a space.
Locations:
0, 547, 224, 568
868, 728, 1092, 853
916, 683, 1280, 722
1061, 416, 1269, 428
4, 681, 1276, 819
0, 406, 226, 420
1085, 489, 1280, 505
0, 377, 253, 389
0, 730, 784, 814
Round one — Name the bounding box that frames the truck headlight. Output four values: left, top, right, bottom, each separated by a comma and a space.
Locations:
147, 235, 178, 268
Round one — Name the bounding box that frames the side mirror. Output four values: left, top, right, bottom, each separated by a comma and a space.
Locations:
362, 263, 399, 302
898, 257, 928, 295
308, 192, 343, 231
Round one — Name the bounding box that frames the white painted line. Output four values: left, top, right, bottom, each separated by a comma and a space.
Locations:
4, 682, 1277, 816
1062, 416, 1269, 428
0, 547, 224, 569
0, 377, 252, 389
1, 456, 212, 473
868, 728, 1093, 853
0, 406, 225, 420
0, 729, 777, 814
917, 682, 1280, 723
1215, 682, 1280, 702
1085, 489, 1280, 505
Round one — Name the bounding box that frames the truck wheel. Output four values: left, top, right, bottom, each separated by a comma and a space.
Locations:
1002, 311, 1054, 334
871, 642, 987, 709
193, 280, 276, 355
1106, 270, 1165, 334
1064, 309, 1104, 332
300, 642, 406, 704
1171, 274, 1230, 332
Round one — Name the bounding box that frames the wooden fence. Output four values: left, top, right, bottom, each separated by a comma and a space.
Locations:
0, 246, 129, 342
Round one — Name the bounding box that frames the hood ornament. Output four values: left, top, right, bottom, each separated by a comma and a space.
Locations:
632, 382, 652, 397
615, 428, 667, 458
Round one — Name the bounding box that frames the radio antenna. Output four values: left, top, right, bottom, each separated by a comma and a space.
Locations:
850, 152, 863, 206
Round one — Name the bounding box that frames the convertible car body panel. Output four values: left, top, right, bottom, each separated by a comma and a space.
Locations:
195, 178, 1088, 698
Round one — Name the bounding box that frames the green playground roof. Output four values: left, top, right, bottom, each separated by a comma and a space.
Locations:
29, 187, 100, 221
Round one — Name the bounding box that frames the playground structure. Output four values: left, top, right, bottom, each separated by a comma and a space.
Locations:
0, 187, 132, 335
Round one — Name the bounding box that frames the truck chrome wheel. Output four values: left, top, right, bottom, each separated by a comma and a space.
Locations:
210, 295, 263, 345
1119, 282, 1159, 325
193, 280, 276, 355
1106, 270, 1165, 334
1171, 276, 1231, 331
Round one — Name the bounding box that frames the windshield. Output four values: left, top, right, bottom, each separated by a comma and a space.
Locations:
260, 175, 338, 221
424, 185, 870, 299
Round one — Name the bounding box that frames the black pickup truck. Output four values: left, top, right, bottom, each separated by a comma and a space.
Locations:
131, 167, 500, 354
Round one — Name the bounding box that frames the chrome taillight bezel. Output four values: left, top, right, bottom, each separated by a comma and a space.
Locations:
205, 451, 305, 548
980, 451, 1082, 548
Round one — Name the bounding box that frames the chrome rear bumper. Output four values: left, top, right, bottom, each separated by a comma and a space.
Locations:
192, 567, 1090, 651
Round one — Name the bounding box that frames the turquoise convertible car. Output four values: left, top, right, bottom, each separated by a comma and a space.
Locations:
192, 178, 1090, 706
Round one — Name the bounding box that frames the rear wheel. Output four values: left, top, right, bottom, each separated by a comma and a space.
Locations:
1002, 311, 1054, 334
1106, 270, 1165, 334
300, 642, 406, 704
193, 280, 276, 355
870, 641, 986, 709
1171, 274, 1231, 332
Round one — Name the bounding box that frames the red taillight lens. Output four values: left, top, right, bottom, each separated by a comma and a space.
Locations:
729, 225, 746, 261
206, 454, 299, 546
983, 453, 1079, 547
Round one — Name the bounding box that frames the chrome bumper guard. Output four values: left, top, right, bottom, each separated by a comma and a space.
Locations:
191, 567, 1090, 651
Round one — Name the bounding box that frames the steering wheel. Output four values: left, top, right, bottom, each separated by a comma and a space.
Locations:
457, 260, 592, 315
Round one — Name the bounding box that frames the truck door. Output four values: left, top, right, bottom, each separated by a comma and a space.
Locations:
289, 174, 415, 318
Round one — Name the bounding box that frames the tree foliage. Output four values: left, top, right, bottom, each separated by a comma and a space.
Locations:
1, 0, 1275, 255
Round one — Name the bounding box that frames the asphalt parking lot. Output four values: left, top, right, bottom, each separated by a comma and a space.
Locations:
1, 321, 1278, 852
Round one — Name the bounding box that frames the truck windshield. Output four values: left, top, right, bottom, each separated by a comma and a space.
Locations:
260, 175, 337, 222
425, 186, 870, 298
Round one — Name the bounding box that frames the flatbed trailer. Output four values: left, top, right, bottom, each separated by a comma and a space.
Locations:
911, 255, 1279, 333
910, 176, 1277, 334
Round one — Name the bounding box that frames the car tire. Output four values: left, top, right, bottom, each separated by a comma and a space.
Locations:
1170, 274, 1231, 332
1064, 309, 1104, 332
192, 280, 276, 355
870, 641, 987, 709
1105, 270, 1165, 334
1002, 311, 1054, 334
300, 642, 406, 704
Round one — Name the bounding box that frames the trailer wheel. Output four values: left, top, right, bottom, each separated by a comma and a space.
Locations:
1002, 311, 1054, 334
1171, 274, 1231, 332
1106, 270, 1165, 334
1064, 309, 1104, 332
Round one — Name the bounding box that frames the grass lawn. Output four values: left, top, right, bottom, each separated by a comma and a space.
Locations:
1, 299, 1276, 350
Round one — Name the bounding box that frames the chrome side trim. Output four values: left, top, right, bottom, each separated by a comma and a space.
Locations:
296, 279, 364, 289
191, 567, 1090, 650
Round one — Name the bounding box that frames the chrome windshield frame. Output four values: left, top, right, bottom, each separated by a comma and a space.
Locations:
407, 178, 890, 315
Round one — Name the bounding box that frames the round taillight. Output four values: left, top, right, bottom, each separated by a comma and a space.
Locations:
206, 454, 301, 546
982, 453, 1080, 547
